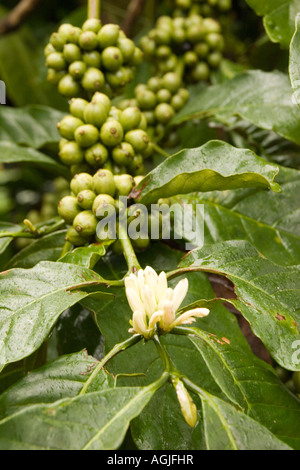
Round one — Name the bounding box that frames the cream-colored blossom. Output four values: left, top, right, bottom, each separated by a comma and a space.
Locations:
125, 266, 210, 339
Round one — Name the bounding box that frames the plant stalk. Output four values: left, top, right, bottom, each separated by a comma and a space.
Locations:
88, 0, 101, 20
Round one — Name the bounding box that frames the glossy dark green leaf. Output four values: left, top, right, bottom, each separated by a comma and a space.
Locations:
245, 0, 300, 48
0, 350, 113, 419
174, 71, 300, 146
59, 241, 113, 269
171, 165, 300, 266
179, 240, 300, 370
135, 141, 280, 205
200, 391, 292, 450
289, 13, 300, 106
0, 261, 111, 366
0, 381, 164, 450
7, 231, 67, 269
0, 142, 69, 177
0, 105, 64, 149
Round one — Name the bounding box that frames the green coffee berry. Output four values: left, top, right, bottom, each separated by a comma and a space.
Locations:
132, 236, 150, 251
46, 52, 67, 71
59, 141, 84, 166
101, 46, 124, 72
70, 172, 94, 195
134, 175, 145, 186
63, 43, 82, 63
128, 47, 143, 66
66, 226, 88, 246
82, 50, 102, 68
111, 239, 124, 255
100, 120, 124, 147
194, 42, 209, 58
119, 107, 142, 132
171, 94, 186, 111
58, 23, 78, 42
81, 68, 105, 92
155, 103, 175, 125
112, 142, 135, 166
74, 124, 99, 148
84, 102, 108, 127
125, 129, 150, 153
92, 92, 111, 111
70, 98, 88, 120
157, 88, 172, 103
82, 18, 102, 34
98, 24, 120, 48
191, 62, 210, 82
49, 32, 66, 51
128, 154, 145, 175
85, 143, 109, 167
47, 69, 66, 86
58, 196, 81, 224
207, 51, 222, 68
44, 43, 56, 56
93, 169, 116, 196
77, 189, 96, 210
117, 37, 135, 61
105, 68, 128, 90
136, 89, 157, 110
69, 61, 87, 79
73, 210, 98, 237
79, 31, 99, 51
162, 72, 181, 94
108, 106, 122, 121
58, 74, 81, 98
148, 77, 163, 92
92, 194, 116, 218
57, 115, 84, 140
114, 174, 134, 196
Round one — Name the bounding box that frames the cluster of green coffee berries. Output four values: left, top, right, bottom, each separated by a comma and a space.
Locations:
140, 14, 224, 83
58, 91, 153, 177
44, 19, 143, 99
58, 169, 151, 249
172, 0, 232, 18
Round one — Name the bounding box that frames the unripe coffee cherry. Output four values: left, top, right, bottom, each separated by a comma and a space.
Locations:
100, 120, 124, 147
92, 92, 111, 111
162, 72, 181, 94
58, 196, 81, 224
82, 18, 102, 33
77, 189, 96, 210
191, 62, 210, 82
70, 172, 94, 195
84, 102, 108, 127
98, 24, 120, 48
136, 89, 157, 110
132, 236, 150, 251
69, 61, 87, 80
46, 52, 67, 71
63, 44, 82, 63
70, 98, 88, 120
93, 169, 116, 196
117, 37, 135, 61
82, 50, 102, 68
155, 103, 175, 125
66, 226, 88, 246
59, 141, 84, 166
58, 75, 81, 98
114, 174, 134, 196
79, 31, 99, 51
57, 115, 84, 140
92, 194, 116, 218
81, 68, 105, 92
49, 32, 66, 51
73, 210, 98, 237
47, 69, 66, 86
101, 46, 124, 72
74, 124, 99, 148
85, 143, 109, 167
125, 129, 150, 153
119, 107, 142, 132
112, 142, 135, 166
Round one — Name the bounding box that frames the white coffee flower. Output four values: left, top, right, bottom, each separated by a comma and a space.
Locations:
125, 266, 210, 339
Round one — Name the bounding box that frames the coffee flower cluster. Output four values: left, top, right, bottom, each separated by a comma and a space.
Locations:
125, 266, 210, 338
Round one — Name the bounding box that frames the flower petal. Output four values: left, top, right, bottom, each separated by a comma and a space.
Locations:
173, 308, 210, 327
156, 271, 168, 302
125, 287, 146, 315
162, 300, 176, 328
132, 310, 149, 336
148, 310, 164, 329
172, 278, 189, 311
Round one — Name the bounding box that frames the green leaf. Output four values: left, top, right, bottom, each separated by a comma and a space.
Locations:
176, 324, 300, 449
174, 71, 300, 146
59, 241, 114, 269
0, 380, 165, 450
0, 222, 22, 256
200, 392, 292, 450
179, 240, 300, 370
7, 231, 67, 269
289, 13, 300, 106
0, 106, 64, 149
245, 0, 300, 48
171, 165, 300, 266
135, 141, 280, 205
0, 142, 69, 177
0, 261, 111, 366
0, 350, 113, 419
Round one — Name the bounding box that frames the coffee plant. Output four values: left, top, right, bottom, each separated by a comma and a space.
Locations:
0, 0, 300, 452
